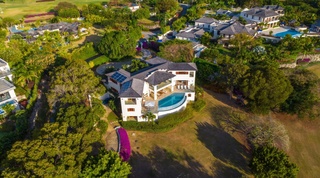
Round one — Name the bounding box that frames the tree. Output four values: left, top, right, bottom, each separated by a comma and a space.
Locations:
281, 69, 320, 118
155, 0, 179, 13
2, 122, 101, 177
54, 1, 77, 12
80, 150, 132, 178
122, 59, 148, 73
172, 17, 187, 32
240, 65, 293, 114
200, 32, 212, 46
58, 8, 80, 18
250, 146, 299, 178
158, 40, 194, 62
144, 112, 156, 123
238, 16, 247, 25
47, 60, 105, 107
98, 27, 141, 60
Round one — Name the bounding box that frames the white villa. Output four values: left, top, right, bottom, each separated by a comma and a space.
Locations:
0, 58, 18, 114
240, 5, 284, 29
105, 57, 197, 122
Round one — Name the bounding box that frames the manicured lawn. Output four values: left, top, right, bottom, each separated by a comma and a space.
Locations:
0, 0, 109, 19
305, 62, 320, 77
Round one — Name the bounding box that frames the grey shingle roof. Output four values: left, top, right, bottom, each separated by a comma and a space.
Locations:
109, 57, 197, 97
195, 17, 217, 24
262, 5, 284, 11
244, 8, 279, 18
220, 22, 256, 36
0, 79, 15, 93
168, 63, 197, 71
146, 71, 175, 85
119, 78, 144, 97
145, 56, 168, 65
176, 31, 196, 39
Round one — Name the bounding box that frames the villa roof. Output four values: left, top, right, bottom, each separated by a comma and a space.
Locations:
262, 5, 284, 11
195, 17, 218, 24
107, 57, 197, 97
119, 78, 144, 97
194, 29, 205, 37
219, 21, 256, 36
176, 31, 196, 39
146, 71, 175, 85
244, 8, 279, 18
0, 59, 8, 67
0, 79, 15, 93
145, 56, 168, 65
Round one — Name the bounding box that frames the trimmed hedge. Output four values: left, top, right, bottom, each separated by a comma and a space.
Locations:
121, 106, 194, 132
193, 99, 206, 112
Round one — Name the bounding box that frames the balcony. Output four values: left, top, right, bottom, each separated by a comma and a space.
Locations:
157, 81, 171, 90
125, 100, 137, 105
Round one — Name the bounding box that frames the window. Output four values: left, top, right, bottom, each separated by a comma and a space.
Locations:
110, 78, 117, 84
189, 72, 194, 77
188, 94, 191, 97
110, 87, 118, 94
0, 92, 10, 102
127, 108, 135, 112
176, 71, 188, 75
125, 98, 136, 105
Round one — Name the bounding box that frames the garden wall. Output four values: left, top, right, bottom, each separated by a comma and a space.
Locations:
280, 54, 320, 68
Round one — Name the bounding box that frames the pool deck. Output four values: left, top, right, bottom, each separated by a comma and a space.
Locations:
261, 26, 291, 36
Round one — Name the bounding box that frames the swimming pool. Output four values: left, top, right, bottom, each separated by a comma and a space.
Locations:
158, 93, 185, 111
274, 29, 301, 38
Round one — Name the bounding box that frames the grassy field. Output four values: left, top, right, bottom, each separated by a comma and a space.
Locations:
305, 62, 320, 77
126, 90, 320, 178
0, 0, 108, 19
128, 91, 253, 178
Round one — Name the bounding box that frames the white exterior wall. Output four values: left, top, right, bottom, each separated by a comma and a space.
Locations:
0, 89, 17, 106
143, 82, 149, 96
195, 22, 211, 29
121, 97, 143, 121
170, 71, 196, 87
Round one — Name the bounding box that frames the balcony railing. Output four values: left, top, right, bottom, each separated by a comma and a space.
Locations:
125, 100, 136, 105
157, 81, 171, 90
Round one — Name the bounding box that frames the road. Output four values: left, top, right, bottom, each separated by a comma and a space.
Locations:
179, 3, 190, 17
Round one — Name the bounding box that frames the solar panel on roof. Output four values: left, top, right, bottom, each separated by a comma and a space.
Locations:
111, 72, 127, 83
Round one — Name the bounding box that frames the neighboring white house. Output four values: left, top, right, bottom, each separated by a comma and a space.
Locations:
240, 5, 284, 29
0, 58, 18, 115
105, 57, 197, 122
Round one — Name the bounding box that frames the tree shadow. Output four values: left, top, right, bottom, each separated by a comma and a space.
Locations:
212, 161, 243, 178
130, 146, 211, 178
203, 89, 242, 110
209, 105, 248, 135
195, 122, 250, 175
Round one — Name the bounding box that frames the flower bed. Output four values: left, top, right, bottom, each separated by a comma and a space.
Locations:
297, 58, 311, 64
25, 12, 54, 18
116, 127, 131, 161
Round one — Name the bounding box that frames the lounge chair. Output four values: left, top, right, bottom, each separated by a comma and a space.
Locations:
184, 85, 187, 89
177, 85, 180, 89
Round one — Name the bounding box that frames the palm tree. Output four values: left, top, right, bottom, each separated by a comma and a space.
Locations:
145, 112, 156, 123
12, 62, 40, 87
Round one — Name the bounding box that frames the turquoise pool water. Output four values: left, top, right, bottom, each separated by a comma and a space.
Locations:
158, 93, 185, 111
274, 30, 301, 38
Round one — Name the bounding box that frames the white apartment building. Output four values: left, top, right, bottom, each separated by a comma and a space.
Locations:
105, 57, 197, 122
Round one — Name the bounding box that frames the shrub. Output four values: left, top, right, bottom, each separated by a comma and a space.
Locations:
121, 106, 194, 132
97, 120, 108, 134
193, 99, 206, 112
116, 128, 131, 161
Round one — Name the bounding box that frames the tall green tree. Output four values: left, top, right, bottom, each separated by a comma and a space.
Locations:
2, 122, 100, 177
98, 27, 141, 60
281, 69, 320, 118
155, 0, 179, 13
240, 65, 293, 114
47, 60, 105, 107
250, 146, 299, 178
80, 150, 132, 178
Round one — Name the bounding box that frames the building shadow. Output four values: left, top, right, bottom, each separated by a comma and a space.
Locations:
130, 146, 211, 178
195, 122, 250, 176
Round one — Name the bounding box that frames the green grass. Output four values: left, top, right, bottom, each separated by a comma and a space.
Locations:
107, 111, 119, 122
0, 0, 109, 19
305, 62, 320, 77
